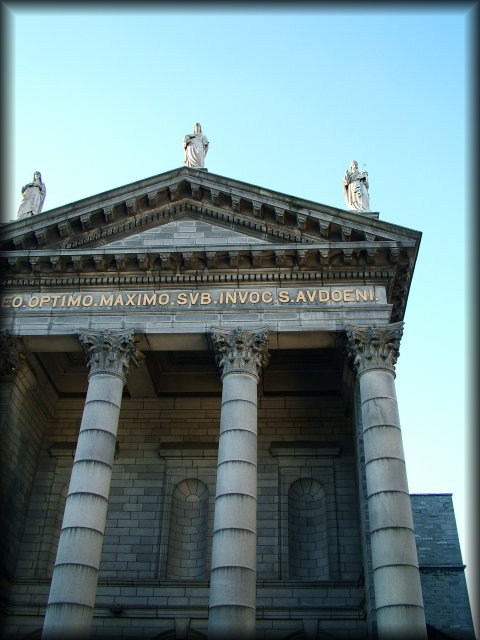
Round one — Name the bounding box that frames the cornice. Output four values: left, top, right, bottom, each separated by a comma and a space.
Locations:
0, 168, 421, 252
0, 241, 415, 273
0, 268, 396, 289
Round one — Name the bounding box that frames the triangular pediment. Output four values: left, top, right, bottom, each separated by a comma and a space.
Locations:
0, 167, 421, 322
0, 166, 419, 252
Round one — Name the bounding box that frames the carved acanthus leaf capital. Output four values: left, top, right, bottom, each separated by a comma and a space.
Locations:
0, 328, 26, 376
210, 327, 270, 379
345, 322, 404, 375
78, 328, 144, 381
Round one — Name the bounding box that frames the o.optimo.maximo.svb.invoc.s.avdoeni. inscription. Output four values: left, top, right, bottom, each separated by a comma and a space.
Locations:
0, 286, 383, 311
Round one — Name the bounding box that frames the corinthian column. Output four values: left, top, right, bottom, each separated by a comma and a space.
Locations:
345, 323, 427, 639
208, 327, 269, 640
42, 329, 144, 639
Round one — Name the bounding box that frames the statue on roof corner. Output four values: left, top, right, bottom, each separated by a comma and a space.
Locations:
17, 171, 46, 219
343, 161, 370, 212
183, 123, 209, 168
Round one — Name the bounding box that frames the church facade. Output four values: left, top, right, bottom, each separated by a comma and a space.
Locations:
0, 166, 474, 639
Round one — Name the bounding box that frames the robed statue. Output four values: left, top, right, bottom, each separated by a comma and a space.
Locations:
343, 161, 370, 212
17, 171, 46, 219
183, 123, 209, 168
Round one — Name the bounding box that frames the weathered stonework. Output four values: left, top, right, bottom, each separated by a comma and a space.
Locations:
345, 322, 403, 375
78, 328, 145, 380
0, 329, 25, 376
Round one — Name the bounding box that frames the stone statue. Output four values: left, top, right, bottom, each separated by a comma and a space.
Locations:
17, 171, 46, 219
183, 123, 209, 168
343, 161, 370, 212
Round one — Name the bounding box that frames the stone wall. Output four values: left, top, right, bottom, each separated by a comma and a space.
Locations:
0, 356, 56, 629
4, 391, 367, 639
411, 494, 475, 639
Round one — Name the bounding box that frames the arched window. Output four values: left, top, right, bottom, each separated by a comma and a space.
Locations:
288, 478, 329, 580
166, 479, 209, 580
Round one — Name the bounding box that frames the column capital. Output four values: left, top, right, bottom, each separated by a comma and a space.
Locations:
0, 328, 26, 376
210, 327, 270, 379
78, 328, 144, 382
345, 322, 404, 376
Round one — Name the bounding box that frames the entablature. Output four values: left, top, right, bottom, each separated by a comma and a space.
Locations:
0, 168, 421, 323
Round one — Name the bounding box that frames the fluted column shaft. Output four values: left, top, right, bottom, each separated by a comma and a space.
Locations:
208, 327, 269, 640
346, 323, 427, 639
42, 329, 143, 639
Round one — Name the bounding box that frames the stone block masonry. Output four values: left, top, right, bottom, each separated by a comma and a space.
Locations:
411, 494, 475, 639
4, 386, 367, 639
0, 353, 57, 625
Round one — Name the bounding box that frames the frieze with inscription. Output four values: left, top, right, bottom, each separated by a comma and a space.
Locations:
0, 286, 386, 313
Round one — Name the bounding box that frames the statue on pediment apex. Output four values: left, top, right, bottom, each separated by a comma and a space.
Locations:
343, 160, 370, 212
17, 171, 46, 219
183, 123, 209, 168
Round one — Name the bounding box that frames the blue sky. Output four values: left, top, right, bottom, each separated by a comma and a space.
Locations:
2, 2, 476, 626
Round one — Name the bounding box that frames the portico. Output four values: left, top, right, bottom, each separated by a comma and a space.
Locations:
0, 166, 436, 639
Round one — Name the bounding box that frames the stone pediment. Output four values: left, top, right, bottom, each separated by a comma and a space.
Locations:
1, 166, 418, 251
0, 167, 421, 321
